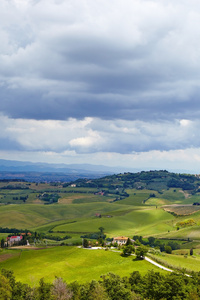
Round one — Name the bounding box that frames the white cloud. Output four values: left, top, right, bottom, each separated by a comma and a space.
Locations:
0, 115, 199, 155
179, 119, 191, 127
69, 131, 102, 149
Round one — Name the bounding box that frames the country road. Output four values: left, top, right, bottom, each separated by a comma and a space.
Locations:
144, 256, 173, 272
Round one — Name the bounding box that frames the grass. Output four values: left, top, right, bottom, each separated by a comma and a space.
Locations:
153, 209, 200, 240
158, 225, 200, 240
118, 189, 186, 207
145, 198, 169, 206
148, 250, 200, 273
0, 233, 9, 239
0, 185, 199, 242
0, 203, 175, 239
53, 207, 174, 237
0, 203, 126, 229
0, 246, 165, 285
120, 189, 154, 206
158, 189, 186, 203
2, 182, 200, 284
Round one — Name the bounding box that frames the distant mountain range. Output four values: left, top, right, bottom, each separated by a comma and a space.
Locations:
0, 159, 141, 182
0, 159, 195, 182
0, 159, 139, 174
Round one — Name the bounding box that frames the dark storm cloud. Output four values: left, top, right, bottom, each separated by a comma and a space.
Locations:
1, 1, 200, 122
1, 82, 199, 122
1, 0, 200, 159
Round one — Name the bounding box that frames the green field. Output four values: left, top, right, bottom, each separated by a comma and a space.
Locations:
0, 202, 175, 238
52, 207, 174, 237
0, 202, 123, 229
2, 172, 200, 284
0, 246, 164, 285
0, 189, 200, 245
148, 250, 200, 273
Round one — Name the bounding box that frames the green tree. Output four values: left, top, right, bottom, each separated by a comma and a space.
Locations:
98, 227, 105, 239
122, 245, 135, 256
83, 238, 89, 248
165, 245, 172, 254
125, 238, 132, 246
12, 281, 33, 300
141, 270, 163, 299
133, 236, 143, 243
1, 238, 4, 248
134, 239, 141, 246
99, 227, 105, 234
148, 237, 155, 247
98, 237, 104, 246
1, 269, 15, 288
160, 272, 189, 300
0, 274, 12, 300
87, 280, 107, 300
129, 271, 142, 294
101, 273, 133, 300
69, 281, 81, 299
136, 245, 148, 259
38, 278, 52, 300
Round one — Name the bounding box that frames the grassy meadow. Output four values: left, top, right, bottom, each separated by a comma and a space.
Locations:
0, 247, 164, 285
52, 207, 174, 237
148, 249, 200, 273
2, 173, 200, 283
0, 201, 175, 238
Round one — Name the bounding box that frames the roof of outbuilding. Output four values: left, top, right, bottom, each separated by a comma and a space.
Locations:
113, 236, 128, 240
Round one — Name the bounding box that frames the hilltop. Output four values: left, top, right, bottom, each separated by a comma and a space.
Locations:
68, 169, 200, 193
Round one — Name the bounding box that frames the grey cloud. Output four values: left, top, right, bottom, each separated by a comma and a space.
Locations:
1, 82, 199, 122
1, 0, 200, 159
0, 137, 23, 151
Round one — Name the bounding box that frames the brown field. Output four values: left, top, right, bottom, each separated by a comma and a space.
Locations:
0, 253, 19, 262
163, 205, 200, 216
29, 183, 62, 191
31, 199, 44, 204
58, 197, 75, 204
58, 193, 108, 204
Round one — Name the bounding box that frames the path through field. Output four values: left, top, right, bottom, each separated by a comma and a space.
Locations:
144, 256, 173, 272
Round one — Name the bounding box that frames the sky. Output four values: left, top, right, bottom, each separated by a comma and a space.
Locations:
1, 0, 200, 173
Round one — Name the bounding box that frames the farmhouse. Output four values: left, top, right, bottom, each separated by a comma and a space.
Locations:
7, 235, 23, 245
113, 236, 129, 245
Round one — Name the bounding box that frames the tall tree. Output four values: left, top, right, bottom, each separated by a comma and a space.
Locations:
87, 280, 107, 300
1, 238, 4, 248
38, 278, 52, 300
83, 238, 89, 248
125, 238, 132, 246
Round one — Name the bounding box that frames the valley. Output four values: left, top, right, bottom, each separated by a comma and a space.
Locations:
1, 170, 200, 286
